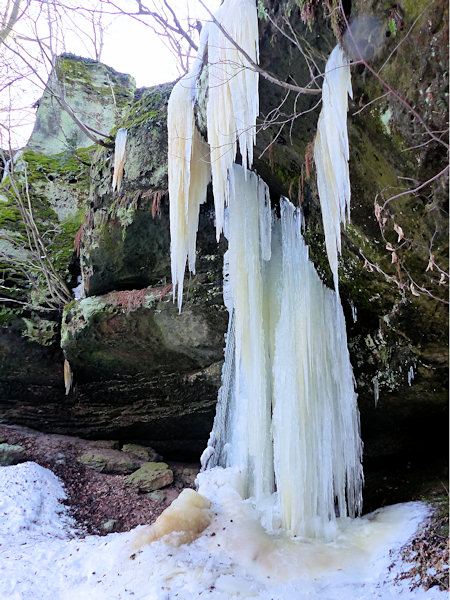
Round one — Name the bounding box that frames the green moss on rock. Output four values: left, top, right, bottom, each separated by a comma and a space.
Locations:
125, 462, 174, 492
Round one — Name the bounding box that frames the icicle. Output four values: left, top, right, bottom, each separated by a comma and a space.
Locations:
63, 359, 73, 395
168, 75, 211, 312
350, 299, 358, 323
207, 0, 259, 239
112, 128, 127, 192
1, 149, 23, 183
314, 45, 352, 291
407, 365, 414, 386
372, 376, 379, 406
201, 309, 236, 471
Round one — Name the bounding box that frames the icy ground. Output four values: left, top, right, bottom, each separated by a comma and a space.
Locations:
0, 462, 446, 600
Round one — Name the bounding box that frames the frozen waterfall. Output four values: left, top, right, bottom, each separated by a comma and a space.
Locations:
203, 166, 363, 539
168, 0, 362, 540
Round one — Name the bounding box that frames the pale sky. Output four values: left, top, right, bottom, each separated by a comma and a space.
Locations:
2, 0, 220, 147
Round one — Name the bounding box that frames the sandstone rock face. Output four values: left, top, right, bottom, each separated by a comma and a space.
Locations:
27, 54, 135, 156
0, 63, 225, 459
80, 84, 174, 297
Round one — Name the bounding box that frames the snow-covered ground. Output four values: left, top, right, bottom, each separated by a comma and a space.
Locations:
0, 462, 446, 600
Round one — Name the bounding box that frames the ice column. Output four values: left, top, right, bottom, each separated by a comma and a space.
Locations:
271, 199, 363, 539
223, 164, 274, 499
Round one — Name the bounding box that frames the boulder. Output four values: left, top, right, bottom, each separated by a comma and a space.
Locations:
125, 462, 174, 493
122, 444, 161, 462
0, 443, 27, 466
77, 448, 143, 474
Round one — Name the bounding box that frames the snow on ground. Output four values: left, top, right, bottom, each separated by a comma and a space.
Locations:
0, 462, 446, 600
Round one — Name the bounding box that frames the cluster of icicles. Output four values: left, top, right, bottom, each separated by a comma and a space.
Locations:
168, 0, 363, 540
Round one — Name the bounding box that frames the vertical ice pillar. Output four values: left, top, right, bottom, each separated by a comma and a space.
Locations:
224, 165, 274, 499
271, 199, 363, 539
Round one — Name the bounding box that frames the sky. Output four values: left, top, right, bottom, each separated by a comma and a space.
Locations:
1, 0, 220, 148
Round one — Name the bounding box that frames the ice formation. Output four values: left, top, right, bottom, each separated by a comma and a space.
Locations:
207, 0, 259, 239
168, 74, 211, 311
112, 128, 127, 192
133, 489, 211, 548
168, 2, 362, 540
204, 167, 362, 538
167, 0, 258, 309
271, 199, 362, 538
314, 45, 352, 291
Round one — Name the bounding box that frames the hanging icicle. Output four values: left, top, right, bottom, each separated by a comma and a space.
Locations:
168, 75, 211, 312
167, 0, 259, 308
207, 0, 259, 239
112, 128, 127, 192
314, 45, 352, 291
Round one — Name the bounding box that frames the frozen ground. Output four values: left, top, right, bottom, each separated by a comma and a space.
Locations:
0, 462, 447, 600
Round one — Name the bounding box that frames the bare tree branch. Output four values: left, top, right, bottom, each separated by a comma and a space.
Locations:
198, 0, 321, 95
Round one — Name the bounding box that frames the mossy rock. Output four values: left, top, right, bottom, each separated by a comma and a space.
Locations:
80, 84, 173, 296
125, 462, 174, 492
122, 443, 161, 462
61, 285, 227, 379
0, 443, 27, 466
27, 54, 136, 156
77, 448, 143, 474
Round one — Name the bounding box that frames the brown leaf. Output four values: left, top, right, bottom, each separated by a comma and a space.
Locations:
374, 202, 382, 220
393, 222, 404, 242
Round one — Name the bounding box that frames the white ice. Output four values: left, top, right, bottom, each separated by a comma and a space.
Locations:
314, 45, 352, 292
168, 74, 211, 311
112, 127, 127, 192
0, 462, 446, 600
167, 0, 259, 308
207, 0, 259, 239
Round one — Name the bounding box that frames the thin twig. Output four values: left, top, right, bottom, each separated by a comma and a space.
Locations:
198, 0, 321, 96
